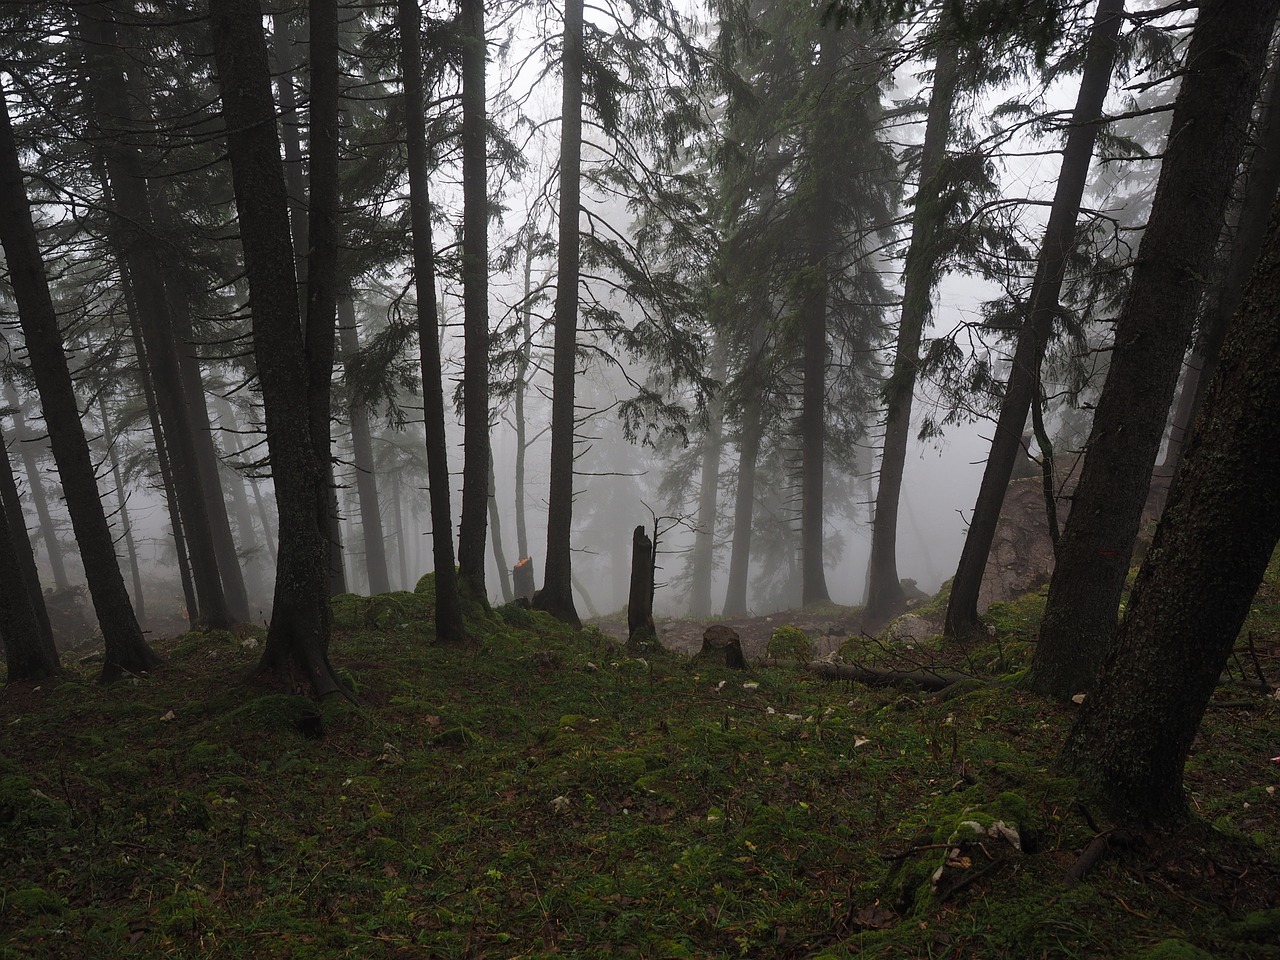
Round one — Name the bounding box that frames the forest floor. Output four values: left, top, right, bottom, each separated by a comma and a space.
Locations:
2, 567, 1280, 959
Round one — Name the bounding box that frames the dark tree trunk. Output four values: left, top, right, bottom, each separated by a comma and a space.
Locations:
0, 77, 159, 681
0, 475, 60, 681
865, 37, 960, 626
4, 383, 67, 591
398, 0, 465, 642
688, 343, 726, 617
97, 395, 146, 627
799, 25, 839, 608
212, 395, 264, 597
339, 301, 391, 596
513, 556, 535, 601
0, 424, 54, 654
533, 0, 584, 628
79, 7, 232, 629
944, 0, 1125, 639
457, 0, 490, 599
627, 525, 655, 646
1060, 189, 1280, 822
304, 0, 346, 600
723, 383, 764, 617
209, 0, 344, 696
166, 273, 251, 621
514, 230, 535, 561
1162, 60, 1280, 477
1031, 0, 1280, 699
488, 444, 514, 603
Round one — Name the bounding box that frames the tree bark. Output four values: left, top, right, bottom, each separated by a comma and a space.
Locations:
1060, 190, 1280, 822
627, 525, 655, 645
688, 342, 726, 617
514, 229, 535, 561
339, 301, 391, 595
0, 423, 55, 656
398, 0, 465, 642
212, 395, 264, 597
78, 6, 232, 628
865, 37, 960, 627
0, 469, 60, 681
97, 395, 146, 627
209, 0, 344, 696
723, 381, 764, 617
4, 383, 68, 591
488, 444, 514, 603
457, 0, 490, 600
0, 77, 159, 681
533, 0, 584, 628
944, 0, 1125, 639
1030, 0, 1280, 699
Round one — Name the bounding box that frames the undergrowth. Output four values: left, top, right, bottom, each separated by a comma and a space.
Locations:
2, 571, 1278, 958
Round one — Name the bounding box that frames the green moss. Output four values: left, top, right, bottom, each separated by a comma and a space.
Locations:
6, 885, 64, 917
767, 625, 813, 661
1225, 907, 1280, 942
1131, 939, 1215, 960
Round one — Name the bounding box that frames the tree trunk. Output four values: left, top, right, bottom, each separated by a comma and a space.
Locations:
0, 77, 159, 681
391, 467, 408, 591
79, 7, 232, 629
1030, 0, 1280, 699
944, 0, 1125, 639
209, 0, 344, 696
212, 395, 265, 598
0, 423, 54, 654
513, 556, 535, 601
627, 525, 655, 646
533, 0, 584, 628
1161, 59, 1280, 477
398, 0, 465, 642
688, 342, 727, 617
865, 37, 960, 626
723, 383, 764, 617
1060, 189, 1280, 822
0, 472, 60, 681
97, 395, 146, 627
339, 301, 391, 595
3, 383, 67, 591
457, 0, 491, 599
514, 229, 535, 561
488, 444, 514, 603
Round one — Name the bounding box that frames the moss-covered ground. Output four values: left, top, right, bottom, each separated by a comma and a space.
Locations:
2, 569, 1278, 959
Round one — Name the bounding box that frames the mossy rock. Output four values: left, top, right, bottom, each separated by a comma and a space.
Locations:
331, 592, 369, 630
7, 885, 64, 917
767, 625, 813, 661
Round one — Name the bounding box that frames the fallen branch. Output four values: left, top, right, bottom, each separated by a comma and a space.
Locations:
758, 659, 971, 693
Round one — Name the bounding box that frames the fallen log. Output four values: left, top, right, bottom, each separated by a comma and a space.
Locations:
758, 658, 971, 693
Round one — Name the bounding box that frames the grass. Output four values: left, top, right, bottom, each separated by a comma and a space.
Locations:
2, 573, 1279, 959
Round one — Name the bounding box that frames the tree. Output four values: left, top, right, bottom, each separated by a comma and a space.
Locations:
0, 75, 159, 682
1029, 0, 1280, 698
2, 383, 66, 591
208, 0, 345, 695
1060, 186, 1280, 822
864, 28, 960, 625
944, 0, 1126, 639
533, 0, 586, 628
456, 0, 490, 601
398, 0, 465, 642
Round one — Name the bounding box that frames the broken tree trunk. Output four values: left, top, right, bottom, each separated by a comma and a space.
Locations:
627, 525, 655, 647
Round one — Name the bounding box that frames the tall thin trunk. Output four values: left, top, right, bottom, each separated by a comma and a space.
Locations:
688, 342, 727, 617
210, 0, 343, 696
97, 395, 146, 626
865, 36, 960, 626
457, 0, 490, 598
339, 300, 391, 595
0, 77, 159, 680
398, 0, 464, 642
305, 0, 346, 600
79, 7, 231, 628
533, 0, 584, 628
213, 395, 264, 595
514, 229, 535, 561
0, 461, 60, 680
1031, 0, 1280, 699
944, 0, 1125, 639
723, 382, 764, 617
487, 443, 513, 603
0, 424, 54, 651
392, 467, 409, 591
4, 383, 67, 590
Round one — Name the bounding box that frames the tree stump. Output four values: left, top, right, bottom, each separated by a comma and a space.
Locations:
513, 557, 535, 602
700, 623, 746, 669
627, 525, 655, 647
